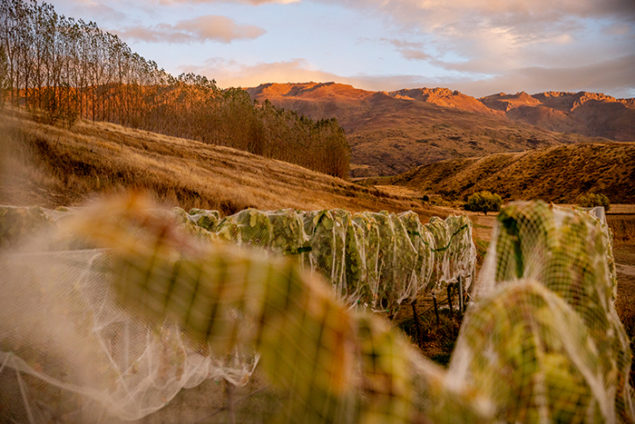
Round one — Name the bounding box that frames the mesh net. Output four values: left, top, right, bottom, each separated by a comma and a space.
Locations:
0, 247, 259, 423
1, 197, 632, 423
0, 196, 490, 423
448, 280, 613, 422
452, 201, 634, 423
0, 199, 480, 423
195, 206, 475, 314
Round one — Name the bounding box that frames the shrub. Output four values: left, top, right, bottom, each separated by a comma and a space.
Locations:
464, 191, 502, 215
577, 192, 610, 211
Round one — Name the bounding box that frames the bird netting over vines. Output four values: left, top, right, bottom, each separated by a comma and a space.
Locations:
176, 205, 476, 314
449, 201, 634, 423
1, 203, 476, 317
0, 200, 478, 423
0, 197, 633, 423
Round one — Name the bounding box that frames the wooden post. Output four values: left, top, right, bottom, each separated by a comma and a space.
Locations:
447, 283, 454, 321
432, 293, 440, 328
411, 299, 422, 347
225, 379, 236, 424
458, 276, 464, 315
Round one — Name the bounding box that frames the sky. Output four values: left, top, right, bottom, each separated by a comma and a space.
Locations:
50, 0, 635, 98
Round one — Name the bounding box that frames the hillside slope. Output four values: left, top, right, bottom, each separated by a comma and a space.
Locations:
481, 91, 635, 140
0, 110, 447, 220
247, 83, 609, 177
385, 143, 635, 203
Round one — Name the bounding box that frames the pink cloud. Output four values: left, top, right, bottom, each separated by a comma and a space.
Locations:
181, 54, 635, 99
115, 15, 265, 43
158, 0, 299, 4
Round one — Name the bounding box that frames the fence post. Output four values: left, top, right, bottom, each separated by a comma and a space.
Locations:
458, 275, 464, 315
447, 283, 454, 321
411, 299, 422, 346
225, 378, 236, 424
432, 293, 440, 328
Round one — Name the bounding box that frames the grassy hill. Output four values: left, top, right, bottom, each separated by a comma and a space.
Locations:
0, 109, 448, 220
376, 142, 635, 204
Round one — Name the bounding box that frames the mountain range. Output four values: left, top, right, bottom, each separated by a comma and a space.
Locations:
247, 83, 634, 177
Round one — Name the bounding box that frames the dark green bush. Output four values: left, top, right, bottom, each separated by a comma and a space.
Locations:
577, 192, 610, 211
464, 191, 502, 215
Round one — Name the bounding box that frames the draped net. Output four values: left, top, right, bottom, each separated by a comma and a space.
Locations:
0, 197, 632, 423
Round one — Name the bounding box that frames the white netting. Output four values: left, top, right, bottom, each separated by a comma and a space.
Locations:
2, 199, 632, 423
450, 202, 634, 423
0, 203, 477, 423
0, 245, 258, 423
205, 207, 476, 314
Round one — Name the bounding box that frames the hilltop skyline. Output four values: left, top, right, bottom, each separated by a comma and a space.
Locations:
47, 0, 635, 97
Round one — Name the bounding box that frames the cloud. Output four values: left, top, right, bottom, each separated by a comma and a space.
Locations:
399, 49, 433, 61
357, 55, 635, 98
115, 15, 265, 43
381, 38, 433, 61
183, 54, 635, 99
51, 0, 126, 22
181, 58, 341, 87
158, 0, 299, 4
331, 0, 635, 29
329, 0, 635, 76
456, 54, 635, 97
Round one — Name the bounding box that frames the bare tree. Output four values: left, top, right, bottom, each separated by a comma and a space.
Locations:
0, 0, 350, 177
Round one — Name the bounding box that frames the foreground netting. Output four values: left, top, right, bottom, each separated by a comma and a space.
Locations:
0, 201, 482, 423
458, 201, 634, 423
0, 205, 56, 246
0, 247, 259, 423
2, 198, 632, 423
448, 280, 614, 422
53, 195, 491, 423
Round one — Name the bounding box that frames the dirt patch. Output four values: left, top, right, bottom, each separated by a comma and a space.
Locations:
614, 244, 635, 386
609, 214, 635, 244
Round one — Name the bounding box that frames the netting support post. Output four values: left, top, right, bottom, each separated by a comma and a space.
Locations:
411, 299, 422, 346
224, 378, 236, 424
447, 284, 454, 321
432, 293, 440, 328
458, 276, 464, 316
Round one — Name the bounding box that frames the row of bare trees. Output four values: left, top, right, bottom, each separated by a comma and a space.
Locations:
0, 0, 350, 178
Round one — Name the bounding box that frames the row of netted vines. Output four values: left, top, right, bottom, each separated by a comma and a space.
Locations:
0, 205, 476, 315
173, 206, 476, 315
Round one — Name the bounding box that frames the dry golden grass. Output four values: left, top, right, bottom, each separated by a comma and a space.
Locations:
0, 109, 450, 220
382, 142, 635, 204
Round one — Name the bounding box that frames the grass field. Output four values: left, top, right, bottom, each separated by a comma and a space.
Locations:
0, 109, 451, 221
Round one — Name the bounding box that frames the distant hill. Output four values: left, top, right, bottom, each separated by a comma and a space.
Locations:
0, 109, 449, 220
247, 83, 620, 177
391, 87, 496, 114
481, 91, 635, 140
382, 142, 635, 203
